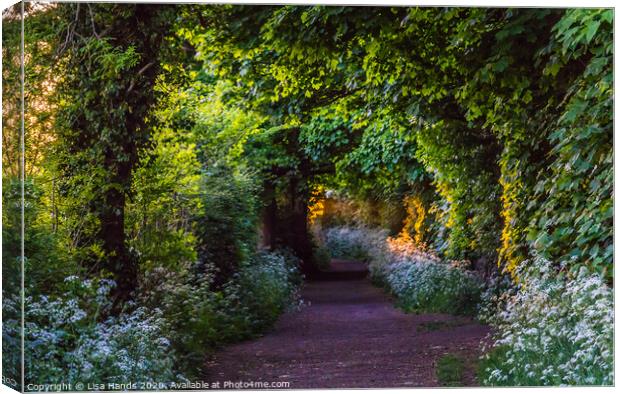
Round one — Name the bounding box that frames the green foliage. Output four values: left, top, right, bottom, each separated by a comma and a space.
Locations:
2, 178, 22, 290
436, 354, 465, 387
196, 6, 613, 280
3, 3, 61, 179
415, 121, 502, 260
195, 168, 261, 286
2, 178, 74, 297
527, 9, 613, 279
53, 3, 176, 299
2, 7, 22, 178
127, 126, 202, 272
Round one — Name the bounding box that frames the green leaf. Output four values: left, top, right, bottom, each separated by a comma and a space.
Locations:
585, 20, 601, 43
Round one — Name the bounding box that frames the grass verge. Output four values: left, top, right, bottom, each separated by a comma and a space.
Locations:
436, 354, 465, 386
416, 318, 470, 333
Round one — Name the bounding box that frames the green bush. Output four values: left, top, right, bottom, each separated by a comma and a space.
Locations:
194, 168, 261, 287
4, 178, 74, 296
235, 249, 303, 330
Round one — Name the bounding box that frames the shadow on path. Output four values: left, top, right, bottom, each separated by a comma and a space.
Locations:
203, 259, 490, 389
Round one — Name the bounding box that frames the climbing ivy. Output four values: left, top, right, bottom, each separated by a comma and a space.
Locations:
527, 9, 613, 278
52, 3, 175, 303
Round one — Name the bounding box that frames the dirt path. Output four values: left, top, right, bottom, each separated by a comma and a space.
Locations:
203, 260, 490, 389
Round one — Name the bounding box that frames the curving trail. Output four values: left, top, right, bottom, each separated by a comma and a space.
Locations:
203, 260, 490, 389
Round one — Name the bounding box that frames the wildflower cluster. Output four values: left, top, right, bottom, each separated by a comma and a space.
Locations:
379, 235, 482, 315
323, 226, 388, 262
10, 249, 301, 386
22, 277, 179, 385
385, 260, 482, 315
479, 257, 614, 386
2, 295, 21, 385
322, 226, 482, 315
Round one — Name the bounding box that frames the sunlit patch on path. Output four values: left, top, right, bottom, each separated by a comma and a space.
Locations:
204, 260, 490, 388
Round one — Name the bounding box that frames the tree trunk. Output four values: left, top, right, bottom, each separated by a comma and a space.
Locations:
100, 176, 137, 308
287, 178, 319, 277
261, 181, 277, 250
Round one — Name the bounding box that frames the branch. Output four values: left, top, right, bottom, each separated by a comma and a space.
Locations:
87, 3, 100, 39
126, 62, 155, 94
56, 3, 80, 57
302, 87, 360, 111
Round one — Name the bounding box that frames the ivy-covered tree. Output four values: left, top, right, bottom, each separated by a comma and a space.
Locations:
54, 3, 175, 305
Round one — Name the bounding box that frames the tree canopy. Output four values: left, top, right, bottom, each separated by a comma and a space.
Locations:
4, 5, 612, 289
1, 4, 613, 388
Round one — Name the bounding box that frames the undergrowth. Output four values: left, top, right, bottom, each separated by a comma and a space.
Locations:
436, 354, 465, 386
477, 257, 613, 386
4, 249, 301, 385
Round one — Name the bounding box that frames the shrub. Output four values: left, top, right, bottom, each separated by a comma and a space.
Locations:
235, 249, 303, 330
139, 266, 225, 375
127, 126, 203, 274
194, 169, 261, 288
478, 257, 613, 386
4, 178, 74, 296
